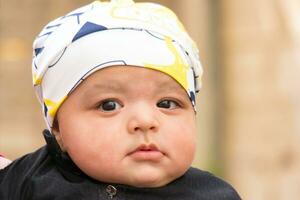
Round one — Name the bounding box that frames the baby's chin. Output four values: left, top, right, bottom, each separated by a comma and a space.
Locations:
126, 175, 175, 188
116, 167, 188, 188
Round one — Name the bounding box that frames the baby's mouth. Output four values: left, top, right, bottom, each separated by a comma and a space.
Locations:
128, 144, 165, 162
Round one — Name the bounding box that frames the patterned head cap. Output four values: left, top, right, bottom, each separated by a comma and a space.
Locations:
32, 0, 203, 130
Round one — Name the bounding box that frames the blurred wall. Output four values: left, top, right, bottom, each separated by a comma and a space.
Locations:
219, 0, 300, 199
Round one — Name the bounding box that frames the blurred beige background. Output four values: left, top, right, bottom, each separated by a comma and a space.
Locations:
1, 0, 300, 199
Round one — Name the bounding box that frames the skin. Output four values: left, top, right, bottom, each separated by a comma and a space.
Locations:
53, 66, 197, 188
0, 156, 11, 169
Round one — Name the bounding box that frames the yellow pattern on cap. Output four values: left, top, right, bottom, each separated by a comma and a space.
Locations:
33, 74, 42, 85
144, 36, 189, 90
44, 96, 67, 118
110, 1, 185, 36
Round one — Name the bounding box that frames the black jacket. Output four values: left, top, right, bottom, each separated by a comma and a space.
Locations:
0, 131, 241, 200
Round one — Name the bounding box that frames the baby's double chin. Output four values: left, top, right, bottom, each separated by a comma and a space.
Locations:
124, 165, 187, 188
128, 173, 176, 188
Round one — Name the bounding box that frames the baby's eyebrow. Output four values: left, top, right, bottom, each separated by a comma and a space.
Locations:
155, 81, 184, 93
93, 83, 123, 91
83, 83, 124, 97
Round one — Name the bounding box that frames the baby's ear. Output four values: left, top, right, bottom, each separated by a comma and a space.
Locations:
52, 118, 60, 132
52, 118, 65, 151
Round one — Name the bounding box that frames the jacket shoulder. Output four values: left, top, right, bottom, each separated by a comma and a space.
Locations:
0, 146, 49, 176
184, 167, 242, 200
0, 146, 49, 199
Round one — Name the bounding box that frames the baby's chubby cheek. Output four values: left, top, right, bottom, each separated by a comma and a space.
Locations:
172, 134, 197, 171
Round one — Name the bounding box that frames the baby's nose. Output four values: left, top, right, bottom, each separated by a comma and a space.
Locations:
127, 103, 159, 134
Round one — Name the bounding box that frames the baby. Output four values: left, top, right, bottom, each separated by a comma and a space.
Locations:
0, 0, 241, 199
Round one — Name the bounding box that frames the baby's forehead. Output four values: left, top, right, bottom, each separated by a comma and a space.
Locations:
77, 66, 186, 96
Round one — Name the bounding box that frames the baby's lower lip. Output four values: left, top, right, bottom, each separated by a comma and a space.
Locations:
129, 150, 164, 162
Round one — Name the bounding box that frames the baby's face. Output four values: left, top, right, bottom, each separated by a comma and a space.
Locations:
55, 66, 197, 187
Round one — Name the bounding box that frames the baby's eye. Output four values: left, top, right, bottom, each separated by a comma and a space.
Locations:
98, 100, 122, 112
157, 100, 180, 109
